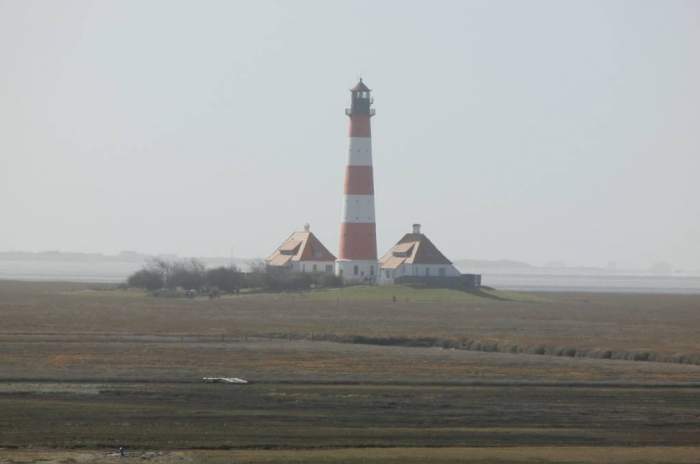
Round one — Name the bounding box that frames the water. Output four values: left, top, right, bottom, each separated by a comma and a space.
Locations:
0, 259, 143, 283
481, 272, 700, 294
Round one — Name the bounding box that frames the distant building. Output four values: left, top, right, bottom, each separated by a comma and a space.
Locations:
379, 224, 478, 288
266, 224, 336, 274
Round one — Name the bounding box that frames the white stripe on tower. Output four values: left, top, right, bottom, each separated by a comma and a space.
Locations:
347, 137, 373, 166
342, 194, 375, 223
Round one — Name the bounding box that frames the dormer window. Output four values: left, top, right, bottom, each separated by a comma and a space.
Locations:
278, 240, 301, 256
391, 242, 415, 258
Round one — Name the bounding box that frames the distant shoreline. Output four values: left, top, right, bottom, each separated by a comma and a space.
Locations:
2, 253, 699, 294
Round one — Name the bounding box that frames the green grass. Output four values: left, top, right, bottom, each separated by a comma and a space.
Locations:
3, 280, 700, 369
305, 284, 543, 303
2, 383, 700, 450
309, 285, 479, 302
85, 283, 544, 307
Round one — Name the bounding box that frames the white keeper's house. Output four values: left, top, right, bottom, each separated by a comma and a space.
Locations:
378, 224, 461, 284
265, 224, 336, 274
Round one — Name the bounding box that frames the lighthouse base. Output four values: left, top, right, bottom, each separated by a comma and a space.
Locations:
335, 259, 378, 285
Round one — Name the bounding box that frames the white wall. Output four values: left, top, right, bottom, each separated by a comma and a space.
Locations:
336, 259, 378, 283
378, 263, 460, 285
292, 261, 335, 274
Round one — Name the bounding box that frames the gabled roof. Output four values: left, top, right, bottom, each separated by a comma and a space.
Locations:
266, 228, 336, 266
351, 79, 370, 92
379, 231, 453, 269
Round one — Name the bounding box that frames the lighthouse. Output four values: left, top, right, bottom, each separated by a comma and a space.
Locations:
336, 79, 378, 283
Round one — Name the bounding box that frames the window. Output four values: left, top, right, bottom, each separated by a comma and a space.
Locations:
425, 267, 430, 276
370, 266, 374, 276
353, 265, 359, 275
301, 264, 305, 272
325, 265, 333, 273
439, 267, 445, 277
312, 264, 317, 272
385, 270, 390, 278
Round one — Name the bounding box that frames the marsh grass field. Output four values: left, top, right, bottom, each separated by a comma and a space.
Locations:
1, 280, 700, 463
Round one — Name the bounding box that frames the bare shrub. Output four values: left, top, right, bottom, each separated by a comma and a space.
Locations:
126, 269, 163, 290
206, 266, 242, 293
168, 259, 206, 290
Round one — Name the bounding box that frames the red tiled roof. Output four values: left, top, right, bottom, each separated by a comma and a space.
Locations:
278, 240, 302, 253
266, 229, 336, 266
267, 254, 294, 267
379, 232, 453, 267
392, 242, 415, 255
381, 255, 407, 270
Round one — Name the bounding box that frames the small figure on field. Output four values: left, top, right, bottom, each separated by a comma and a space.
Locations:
119, 446, 127, 457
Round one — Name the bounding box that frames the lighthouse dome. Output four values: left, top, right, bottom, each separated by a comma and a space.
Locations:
351, 79, 370, 92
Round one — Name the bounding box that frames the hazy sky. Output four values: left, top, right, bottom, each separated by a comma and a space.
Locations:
1, 1, 699, 269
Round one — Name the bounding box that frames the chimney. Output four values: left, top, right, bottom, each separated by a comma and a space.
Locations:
304, 223, 311, 232
412, 223, 421, 234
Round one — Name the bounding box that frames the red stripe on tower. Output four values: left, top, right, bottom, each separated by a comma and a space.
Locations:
339, 223, 377, 260
336, 79, 378, 283
344, 166, 374, 195
349, 114, 371, 137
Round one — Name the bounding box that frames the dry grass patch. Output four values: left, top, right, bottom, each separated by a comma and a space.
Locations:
3, 281, 700, 367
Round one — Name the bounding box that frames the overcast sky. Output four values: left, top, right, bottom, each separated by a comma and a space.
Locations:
1, 0, 698, 269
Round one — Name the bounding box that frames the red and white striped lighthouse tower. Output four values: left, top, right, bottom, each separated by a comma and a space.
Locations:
336, 79, 378, 283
